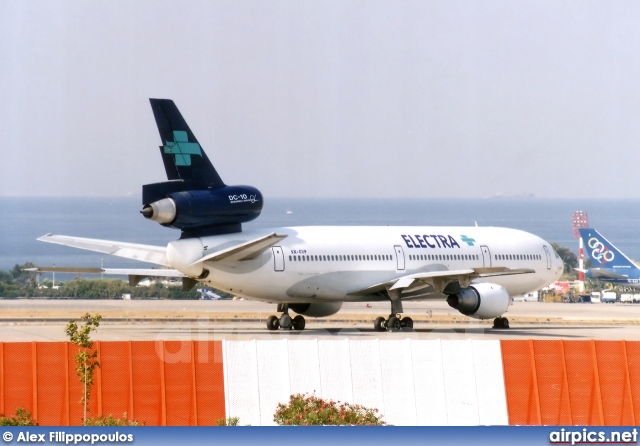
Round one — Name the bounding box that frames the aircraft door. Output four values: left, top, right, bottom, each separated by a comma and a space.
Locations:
394, 245, 405, 271
272, 246, 285, 272
480, 245, 492, 267
543, 245, 552, 270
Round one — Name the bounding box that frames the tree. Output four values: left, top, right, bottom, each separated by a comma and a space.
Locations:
65, 313, 102, 424
551, 243, 577, 275
10, 262, 37, 287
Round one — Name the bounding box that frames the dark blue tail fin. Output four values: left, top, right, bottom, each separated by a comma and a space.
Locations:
579, 228, 639, 269
149, 98, 225, 189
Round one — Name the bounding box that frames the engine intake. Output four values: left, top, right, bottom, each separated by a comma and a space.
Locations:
446, 283, 510, 320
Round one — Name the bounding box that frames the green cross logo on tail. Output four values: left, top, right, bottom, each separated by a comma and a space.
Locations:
164, 130, 203, 166
460, 235, 476, 246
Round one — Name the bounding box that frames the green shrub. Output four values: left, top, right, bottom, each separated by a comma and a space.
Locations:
274, 393, 384, 426
0, 407, 36, 426
215, 416, 240, 426
84, 413, 139, 426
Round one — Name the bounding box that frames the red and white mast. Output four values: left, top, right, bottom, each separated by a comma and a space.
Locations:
572, 211, 589, 293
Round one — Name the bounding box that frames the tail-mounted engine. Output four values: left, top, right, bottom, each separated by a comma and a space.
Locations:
142, 99, 263, 238
141, 183, 263, 237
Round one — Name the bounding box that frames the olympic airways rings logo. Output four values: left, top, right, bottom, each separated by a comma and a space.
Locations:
588, 237, 615, 264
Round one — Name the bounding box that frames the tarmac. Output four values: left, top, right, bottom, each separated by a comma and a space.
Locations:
1, 298, 640, 341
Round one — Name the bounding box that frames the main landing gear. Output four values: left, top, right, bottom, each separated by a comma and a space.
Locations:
266, 304, 306, 331
493, 317, 510, 329
373, 290, 413, 332
373, 315, 413, 332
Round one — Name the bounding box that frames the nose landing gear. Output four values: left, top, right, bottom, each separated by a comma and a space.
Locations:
266, 304, 306, 331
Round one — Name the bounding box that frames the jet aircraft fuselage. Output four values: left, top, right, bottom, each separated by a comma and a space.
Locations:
36, 99, 563, 331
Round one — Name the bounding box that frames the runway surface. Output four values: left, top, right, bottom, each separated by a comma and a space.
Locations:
1, 298, 640, 341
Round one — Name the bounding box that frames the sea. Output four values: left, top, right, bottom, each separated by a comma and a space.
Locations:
2, 196, 640, 274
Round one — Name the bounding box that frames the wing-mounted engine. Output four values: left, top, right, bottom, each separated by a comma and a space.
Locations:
141, 99, 263, 238
446, 283, 510, 320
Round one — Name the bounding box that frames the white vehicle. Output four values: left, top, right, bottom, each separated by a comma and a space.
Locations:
602, 291, 617, 303
620, 294, 634, 304
35, 99, 564, 331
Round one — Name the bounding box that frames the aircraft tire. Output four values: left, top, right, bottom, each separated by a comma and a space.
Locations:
401, 316, 413, 329
373, 317, 386, 332
492, 317, 509, 329
279, 313, 292, 330
267, 315, 280, 331
292, 315, 306, 330
387, 316, 401, 331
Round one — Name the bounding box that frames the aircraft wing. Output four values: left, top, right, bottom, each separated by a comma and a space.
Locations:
577, 268, 629, 280
350, 266, 535, 296
37, 234, 170, 266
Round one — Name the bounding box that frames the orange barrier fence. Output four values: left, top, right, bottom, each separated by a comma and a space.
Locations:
3, 339, 640, 426
0, 341, 226, 426
501, 340, 640, 425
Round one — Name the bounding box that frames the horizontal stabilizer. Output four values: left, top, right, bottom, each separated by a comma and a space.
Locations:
24, 266, 194, 290
189, 232, 288, 265
24, 266, 184, 278
37, 234, 169, 266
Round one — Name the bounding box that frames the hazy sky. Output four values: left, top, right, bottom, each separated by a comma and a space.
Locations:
2, 1, 640, 199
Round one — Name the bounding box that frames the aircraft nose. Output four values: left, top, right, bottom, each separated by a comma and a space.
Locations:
554, 257, 564, 280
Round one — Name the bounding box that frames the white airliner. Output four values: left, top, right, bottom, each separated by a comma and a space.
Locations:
36, 99, 564, 331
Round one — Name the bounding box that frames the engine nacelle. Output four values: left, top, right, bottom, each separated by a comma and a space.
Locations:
289, 302, 343, 318
446, 283, 510, 320
141, 184, 263, 236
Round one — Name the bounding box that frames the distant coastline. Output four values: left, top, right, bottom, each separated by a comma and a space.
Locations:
3, 196, 640, 272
